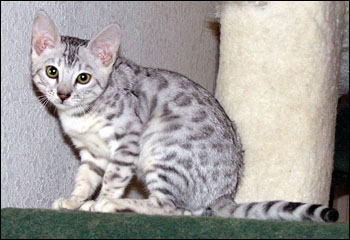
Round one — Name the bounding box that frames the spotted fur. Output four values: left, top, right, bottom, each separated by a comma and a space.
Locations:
31, 10, 338, 223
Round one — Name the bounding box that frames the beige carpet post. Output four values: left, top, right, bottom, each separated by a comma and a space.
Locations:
215, 1, 345, 205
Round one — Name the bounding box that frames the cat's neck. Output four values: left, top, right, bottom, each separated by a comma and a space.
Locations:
57, 104, 93, 118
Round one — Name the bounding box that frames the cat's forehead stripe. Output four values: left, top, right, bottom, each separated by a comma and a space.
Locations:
61, 36, 89, 67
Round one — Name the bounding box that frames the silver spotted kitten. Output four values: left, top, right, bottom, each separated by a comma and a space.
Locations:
31, 10, 338, 222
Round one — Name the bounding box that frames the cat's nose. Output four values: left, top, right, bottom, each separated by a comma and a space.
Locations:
57, 92, 71, 101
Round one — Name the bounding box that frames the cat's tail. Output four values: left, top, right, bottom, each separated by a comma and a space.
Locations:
211, 196, 339, 222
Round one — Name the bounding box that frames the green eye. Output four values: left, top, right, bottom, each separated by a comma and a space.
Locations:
46, 66, 59, 78
76, 73, 91, 84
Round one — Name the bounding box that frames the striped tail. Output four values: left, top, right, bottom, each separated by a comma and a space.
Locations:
211, 197, 339, 222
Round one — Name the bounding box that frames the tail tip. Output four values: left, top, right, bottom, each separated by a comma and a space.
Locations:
322, 208, 339, 222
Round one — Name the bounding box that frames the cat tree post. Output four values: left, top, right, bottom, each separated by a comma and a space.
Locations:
215, 2, 345, 205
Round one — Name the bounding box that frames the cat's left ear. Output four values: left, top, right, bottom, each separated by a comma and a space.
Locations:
88, 23, 121, 67
32, 10, 60, 56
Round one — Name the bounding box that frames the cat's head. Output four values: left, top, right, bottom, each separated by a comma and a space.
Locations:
31, 10, 121, 113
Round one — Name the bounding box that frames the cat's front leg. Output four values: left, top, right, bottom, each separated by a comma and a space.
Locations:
80, 131, 140, 211
79, 162, 134, 211
81, 197, 184, 216
53, 149, 108, 210
101, 162, 134, 197
100, 131, 140, 199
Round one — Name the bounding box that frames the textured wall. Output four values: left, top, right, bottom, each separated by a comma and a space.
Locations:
1, 1, 218, 208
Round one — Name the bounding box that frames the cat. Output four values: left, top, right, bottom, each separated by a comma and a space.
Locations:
31, 10, 338, 222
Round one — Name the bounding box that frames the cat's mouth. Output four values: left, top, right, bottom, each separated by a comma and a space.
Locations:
48, 96, 76, 110
51, 97, 91, 115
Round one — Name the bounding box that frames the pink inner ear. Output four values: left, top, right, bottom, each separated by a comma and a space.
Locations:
33, 36, 55, 55
94, 45, 114, 67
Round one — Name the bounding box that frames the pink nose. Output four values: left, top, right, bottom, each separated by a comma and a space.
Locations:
57, 92, 71, 101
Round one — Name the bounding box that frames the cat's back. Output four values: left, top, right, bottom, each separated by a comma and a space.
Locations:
108, 57, 234, 126
108, 57, 242, 156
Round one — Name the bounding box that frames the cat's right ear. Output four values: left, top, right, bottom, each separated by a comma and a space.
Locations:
32, 10, 60, 56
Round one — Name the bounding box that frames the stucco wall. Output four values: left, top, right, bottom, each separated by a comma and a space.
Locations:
1, 1, 219, 208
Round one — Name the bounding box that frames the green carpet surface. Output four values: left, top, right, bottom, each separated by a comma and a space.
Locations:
1, 208, 349, 239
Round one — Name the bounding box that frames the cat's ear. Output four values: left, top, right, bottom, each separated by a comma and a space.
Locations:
32, 10, 60, 56
88, 23, 121, 67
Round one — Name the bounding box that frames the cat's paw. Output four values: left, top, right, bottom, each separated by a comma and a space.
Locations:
52, 198, 84, 210
91, 197, 119, 213
79, 200, 96, 211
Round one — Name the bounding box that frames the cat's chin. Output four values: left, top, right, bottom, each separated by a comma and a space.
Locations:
54, 102, 79, 112
55, 103, 91, 116
56, 106, 82, 116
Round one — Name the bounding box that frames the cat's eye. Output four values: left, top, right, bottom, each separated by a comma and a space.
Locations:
76, 73, 91, 84
46, 66, 59, 79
